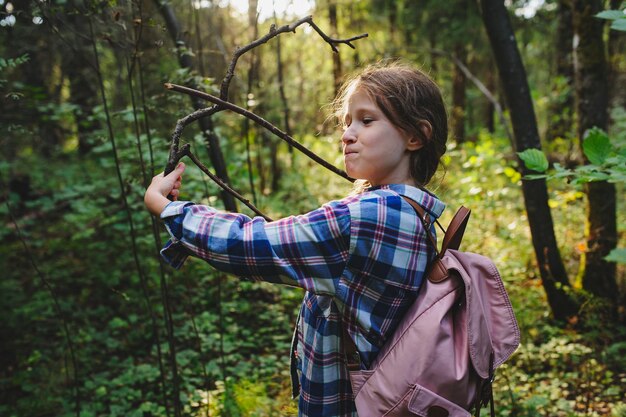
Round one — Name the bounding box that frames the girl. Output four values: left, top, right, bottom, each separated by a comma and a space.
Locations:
144, 62, 448, 417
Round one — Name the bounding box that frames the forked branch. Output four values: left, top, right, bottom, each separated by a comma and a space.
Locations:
164, 15, 366, 218
220, 15, 368, 99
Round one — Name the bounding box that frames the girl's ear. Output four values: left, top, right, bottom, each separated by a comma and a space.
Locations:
407, 121, 432, 151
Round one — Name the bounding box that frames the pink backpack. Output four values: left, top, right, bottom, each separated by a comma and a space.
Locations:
343, 201, 520, 417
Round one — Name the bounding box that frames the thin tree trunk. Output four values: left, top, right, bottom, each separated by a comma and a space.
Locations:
61, 0, 101, 155
608, 0, 625, 109
547, 0, 574, 142
451, 43, 467, 143
244, 0, 259, 203
276, 28, 292, 138
484, 66, 495, 132
329, 0, 342, 96
429, 32, 438, 73
480, 0, 579, 321
572, 0, 618, 304
274, 8, 293, 168
155, 0, 237, 211
64, 53, 99, 155
21, 47, 62, 156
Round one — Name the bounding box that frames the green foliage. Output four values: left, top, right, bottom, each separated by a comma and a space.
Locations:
0, 53, 29, 97
519, 126, 626, 185
518, 121, 626, 264
583, 128, 614, 166
518, 148, 549, 172
495, 334, 626, 417
0, 54, 30, 71
596, 9, 626, 31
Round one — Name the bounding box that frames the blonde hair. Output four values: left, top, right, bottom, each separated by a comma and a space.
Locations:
333, 61, 448, 193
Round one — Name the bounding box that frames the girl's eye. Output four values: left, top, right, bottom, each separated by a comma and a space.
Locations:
363, 118, 373, 125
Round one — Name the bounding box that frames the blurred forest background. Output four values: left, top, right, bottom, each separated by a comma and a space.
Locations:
1, 0, 625, 416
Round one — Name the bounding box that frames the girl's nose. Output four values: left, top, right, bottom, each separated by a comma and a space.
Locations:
341, 126, 356, 144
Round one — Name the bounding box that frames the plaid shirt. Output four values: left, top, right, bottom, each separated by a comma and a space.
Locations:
160, 184, 445, 417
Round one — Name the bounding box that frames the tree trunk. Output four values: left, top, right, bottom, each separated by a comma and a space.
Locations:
275, 35, 292, 138
484, 66, 495, 132
451, 43, 467, 143
155, 0, 237, 212
546, 0, 575, 142
480, 0, 579, 321
329, 0, 342, 96
429, 31, 438, 73
572, 0, 618, 304
608, 0, 625, 109
64, 49, 99, 155
242, 0, 260, 204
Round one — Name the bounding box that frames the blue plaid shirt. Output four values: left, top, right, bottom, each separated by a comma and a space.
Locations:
160, 184, 445, 417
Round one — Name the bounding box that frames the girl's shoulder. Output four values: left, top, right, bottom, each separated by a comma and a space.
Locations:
339, 184, 445, 218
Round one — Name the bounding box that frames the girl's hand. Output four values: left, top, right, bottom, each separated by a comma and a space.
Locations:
144, 163, 186, 216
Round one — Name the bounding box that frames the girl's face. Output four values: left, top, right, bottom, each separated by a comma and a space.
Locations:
341, 87, 422, 186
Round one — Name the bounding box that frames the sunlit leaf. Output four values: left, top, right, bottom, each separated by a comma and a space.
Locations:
605, 248, 626, 264
518, 148, 548, 172
582, 128, 611, 165
611, 19, 626, 31
595, 10, 625, 20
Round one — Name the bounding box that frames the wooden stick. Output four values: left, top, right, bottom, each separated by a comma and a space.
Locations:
165, 83, 353, 182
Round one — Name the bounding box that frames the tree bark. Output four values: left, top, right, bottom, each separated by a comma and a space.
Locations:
155, 0, 237, 211
608, 0, 625, 109
243, 0, 260, 204
546, 0, 575, 142
451, 43, 467, 143
64, 47, 99, 155
328, 0, 342, 96
480, 0, 579, 321
484, 66, 496, 133
572, 0, 618, 303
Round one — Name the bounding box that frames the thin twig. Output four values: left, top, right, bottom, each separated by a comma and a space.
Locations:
219, 15, 367, 99
174, 144, 273, 221
165, 83, 353, 182
89, 18, 183, 417
4, 199, 81, 417
128, 30, 174, 416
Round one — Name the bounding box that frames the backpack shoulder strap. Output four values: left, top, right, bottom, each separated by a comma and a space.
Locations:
401, 197, 471, 256
401, 197, 439, 254
402, 197, 471, 283
441, 206, 470, 253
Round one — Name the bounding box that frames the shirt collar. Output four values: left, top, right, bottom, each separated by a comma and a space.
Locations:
367, 183, 446, 218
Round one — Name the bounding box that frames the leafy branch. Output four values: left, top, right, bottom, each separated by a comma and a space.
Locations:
518, 128, 626, 185
518, 127, 626, 263
164, 15, 366, 217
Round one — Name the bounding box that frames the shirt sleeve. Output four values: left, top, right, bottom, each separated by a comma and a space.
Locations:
159, 200, 351, 295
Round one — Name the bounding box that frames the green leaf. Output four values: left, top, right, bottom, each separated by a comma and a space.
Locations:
595, 10, 625, 20
583, 128, 611, 165
605, 248, 626, 264
611, 19, 626, 31
518, 149, 549, 172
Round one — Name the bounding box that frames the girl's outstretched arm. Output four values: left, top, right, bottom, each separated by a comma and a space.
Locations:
144, 163, 186, 216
